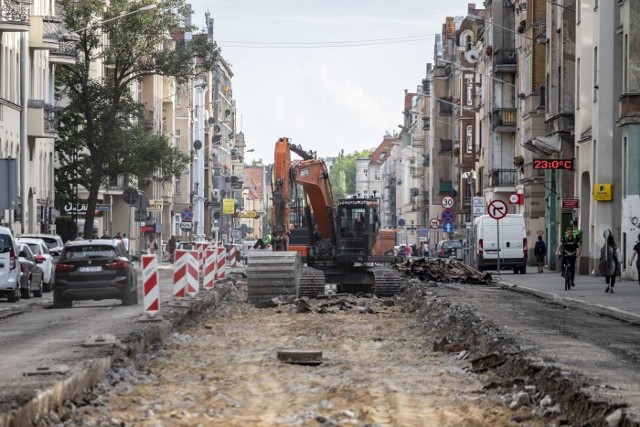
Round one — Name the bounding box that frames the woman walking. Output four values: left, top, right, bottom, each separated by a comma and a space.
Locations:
599, 234, 620, 293
629, 233, 640, 286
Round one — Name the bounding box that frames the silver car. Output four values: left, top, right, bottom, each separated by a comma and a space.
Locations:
0, 226, 21, 302
18, 237, 55, 291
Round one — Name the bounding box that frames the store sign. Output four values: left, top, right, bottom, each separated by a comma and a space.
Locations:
593, 184, 613, 201
62, 200, 104, 217
148, 200, 163, 211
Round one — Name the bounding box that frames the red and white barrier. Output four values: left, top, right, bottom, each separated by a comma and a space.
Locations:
216, 246, 226, 280
227, 245, 237, 267
172, 249, 188, 299
186, 250, 199, 297
142, 254, 160, 314
203, 248, 217, 289
196, 242, 208, 271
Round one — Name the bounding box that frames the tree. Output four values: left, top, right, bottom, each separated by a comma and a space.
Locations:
250, 158, 264, 167
328, 149, 370, 199
55, 0, 219, 237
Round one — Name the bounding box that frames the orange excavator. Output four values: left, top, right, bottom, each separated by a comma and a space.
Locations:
247, 137, 401, 302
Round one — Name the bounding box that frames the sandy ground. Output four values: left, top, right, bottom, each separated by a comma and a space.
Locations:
74, 294, 549, 427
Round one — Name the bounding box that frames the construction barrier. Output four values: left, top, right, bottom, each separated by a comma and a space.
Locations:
172, 249, 188, 299
216, 246, 226, 280
203, 248, 217, 289
186, 250, 199, 297
142, 254, 160, 314
227, 245, 237, 267
197, 242, 210, 272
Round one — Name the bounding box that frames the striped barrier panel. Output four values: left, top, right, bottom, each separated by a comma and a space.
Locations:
227, 245, 237, 267
203, 248, 217, 289
216, 246, 226, 280
142, 254, 160, 314
172, 249, 188, 299
186, 250, 199, 297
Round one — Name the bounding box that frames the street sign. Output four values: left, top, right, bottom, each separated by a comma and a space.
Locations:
441, 196, 455, 209
222, 198, 235, 215
562, 198, 580, 209
441, 209, 455, 224
443, 222, 454, 233
135, 210, 148, 222
238, 210, 257, 218
180, 208, 193, 222
96, 204, 111, 212
417, 226, 428, 237
398, 218, 406, 226
488, 200, 508, 220
429, 218, 440, 229
180, 221, 193, 230
148, 200, 163, 211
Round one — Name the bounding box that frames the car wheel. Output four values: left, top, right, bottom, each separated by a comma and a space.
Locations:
7, 285, 20, 303
21, 277, 32, 299
512, 268, 519, 274
33, 280, 43, 298
43, 280, 52, 292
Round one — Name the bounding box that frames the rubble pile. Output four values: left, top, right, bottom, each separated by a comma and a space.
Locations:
392, 258, 493, 285
264, 294, 398, 315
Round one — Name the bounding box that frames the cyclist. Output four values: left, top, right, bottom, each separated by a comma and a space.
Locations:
557, 225, 580, 288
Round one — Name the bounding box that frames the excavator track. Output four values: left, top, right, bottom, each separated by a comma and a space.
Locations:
298, 266, 326, 298
246, 251, 301, 303
369, 265, 404, 297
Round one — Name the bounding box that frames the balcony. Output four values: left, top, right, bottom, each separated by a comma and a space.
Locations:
143, 110, 155, 129
29, 16, 60, 50
0, 0, 30, 33
618, 93, 640, 126
488, 168, 517, 188
493, 49, 517, 73
492, 108, 517, 132
439, 101, 453, 116
27, 101, 59, 137
49, 37, 77, 64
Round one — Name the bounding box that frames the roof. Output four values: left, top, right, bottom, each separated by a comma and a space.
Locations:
369, 136, 396, 166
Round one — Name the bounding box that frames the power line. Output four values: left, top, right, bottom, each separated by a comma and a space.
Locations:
218, 33, 435, 45
545, 0, 575, 12
220, 35, 435, 49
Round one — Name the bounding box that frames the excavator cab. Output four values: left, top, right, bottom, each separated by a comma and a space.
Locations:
335, 198, 380, 262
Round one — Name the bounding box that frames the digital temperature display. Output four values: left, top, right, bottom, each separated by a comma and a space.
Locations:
533, 159, 574, 170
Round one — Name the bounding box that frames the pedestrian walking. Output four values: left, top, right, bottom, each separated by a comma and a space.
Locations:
533, 235, 547, 273
100, 230, 111, 239
424, 241, 431, 258
121, 233, 130, 253
75, 232, 84, 241
599, 234, 620, 293
167, 235, 177, 263
628, 233, 640, 286
148, 236, 158, 255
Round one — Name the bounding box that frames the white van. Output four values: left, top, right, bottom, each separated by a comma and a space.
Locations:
474, 214, 527, 273
0, 226, 21, 302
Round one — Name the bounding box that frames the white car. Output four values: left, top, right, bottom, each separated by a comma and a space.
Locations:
18, 238, 55, 291
20, 234, 64, 258
0, 226, 21, 302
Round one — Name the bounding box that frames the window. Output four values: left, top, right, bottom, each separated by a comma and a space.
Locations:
374, 168, 380, 180
624, 35, 628, 93
174, 176, 181, 194
363, 169, 368, 178
466, 125, 473, 153
466, 78, 473, 106
593, 47, 598, 101
363, 190, 368, 198
465, 35, 472, 51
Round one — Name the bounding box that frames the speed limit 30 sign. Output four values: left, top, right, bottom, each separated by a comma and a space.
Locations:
441, 196, 455, 209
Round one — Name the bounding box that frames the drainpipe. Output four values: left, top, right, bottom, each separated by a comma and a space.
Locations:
19, 33, 27, 234
548, 170, 557, 270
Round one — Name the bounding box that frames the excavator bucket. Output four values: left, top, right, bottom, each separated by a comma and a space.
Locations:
247, 251, 302, 303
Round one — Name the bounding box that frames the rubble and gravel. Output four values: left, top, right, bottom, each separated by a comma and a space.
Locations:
35, 273, 634, 426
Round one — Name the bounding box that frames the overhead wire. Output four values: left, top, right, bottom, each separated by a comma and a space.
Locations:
218, 34, 435, 49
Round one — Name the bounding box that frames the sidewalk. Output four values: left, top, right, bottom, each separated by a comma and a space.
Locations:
494, 266, 640, 324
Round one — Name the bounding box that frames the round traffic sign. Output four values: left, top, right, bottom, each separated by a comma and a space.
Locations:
488, 200, 508, 220
441, 196, 455, 209
398, 218, 406, 226
441, 209, 455, 223
430, 218, 439, 229
181, 208, 193, 222
509, 194, 519, 204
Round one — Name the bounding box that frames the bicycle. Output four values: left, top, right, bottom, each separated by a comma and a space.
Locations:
560, 254, 574, 290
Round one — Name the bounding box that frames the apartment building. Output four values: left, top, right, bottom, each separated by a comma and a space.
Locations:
0, 0, 68, 235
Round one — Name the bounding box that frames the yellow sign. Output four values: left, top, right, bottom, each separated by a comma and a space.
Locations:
222, 198, 235, 214
238, 210, 257, 218
148, 200, 163, 211
593, 184, 613, 201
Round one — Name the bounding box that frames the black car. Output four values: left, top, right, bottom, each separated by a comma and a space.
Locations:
53, 240, 138, 308
436, 240, 464, 260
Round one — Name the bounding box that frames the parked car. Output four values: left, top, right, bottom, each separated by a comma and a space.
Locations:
18, 237, 55, 291
19, 234, 64, 258
436, 240, 464, 261
53, 240, 138, 309
0, 227, 21, 303
16, 243, 44, 299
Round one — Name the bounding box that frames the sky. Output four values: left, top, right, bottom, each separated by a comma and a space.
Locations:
187, 0, 476, 164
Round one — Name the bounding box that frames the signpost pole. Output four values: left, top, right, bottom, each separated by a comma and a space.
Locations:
497, 218, 501, 274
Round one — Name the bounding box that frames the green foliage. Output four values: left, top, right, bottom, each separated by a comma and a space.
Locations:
251, 158, 264, 167
54, 0, 219, 237
328, 149, 370, 199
